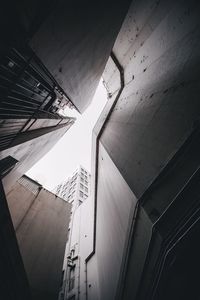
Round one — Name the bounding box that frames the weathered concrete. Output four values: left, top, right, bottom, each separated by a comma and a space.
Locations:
0, 180, 30, 300
30, 0, 131, 113
101, 0, 200, 198
7, 176, 72, 300
85, 1, 200, 299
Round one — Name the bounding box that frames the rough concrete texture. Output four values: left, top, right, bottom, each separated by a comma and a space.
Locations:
30, 0, 131, 113
86, 1, 200, 300
101, 0, 200, 198
7, 180, 71, 300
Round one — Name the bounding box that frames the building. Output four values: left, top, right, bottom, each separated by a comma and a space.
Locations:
60, 196, 93, 300
1, 1, 200, 300
0, 43, 76, 192
0, 0, 129, 191
73, 2, 200, 300
54, 165, 91, 211
50, 1, 200, 300
0, 1, 130, 299
5, 175, 72, 300
54, 166, 91, 300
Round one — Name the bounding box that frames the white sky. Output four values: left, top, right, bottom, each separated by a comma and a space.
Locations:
26, 79, 107, 190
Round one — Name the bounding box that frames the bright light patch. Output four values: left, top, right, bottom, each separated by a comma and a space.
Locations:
26, 79, 108, 190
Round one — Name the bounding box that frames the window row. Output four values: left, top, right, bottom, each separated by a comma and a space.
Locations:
80, 177, 88, 185
79, 191, 88, 199
80, 183, 88, 192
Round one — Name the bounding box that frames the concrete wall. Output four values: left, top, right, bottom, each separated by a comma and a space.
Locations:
1, 121, 73, 193
87, 142, 137, 300
85, 0, 200, 299
30, 0, 131, 113
63, 141, 137, 300
101, 0, 200, 198
0, 180, 31, 300
7, 179, 71, 300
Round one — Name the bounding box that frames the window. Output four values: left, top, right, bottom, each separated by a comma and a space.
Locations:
79, 200, 82, 206
85, 180, 88, 185
85, 187, 88, 192
79, 191, 83, 197
0, 156, 18, 178
80, 183, 83, 189
80, 177, 84, 183
68, 268, 75, 292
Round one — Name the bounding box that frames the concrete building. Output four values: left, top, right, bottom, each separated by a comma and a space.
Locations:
54, 166, 91, 300
54, 165, 91, 211
50, 1, 200, 300
0, 1, 130, 299
0, 0, 129, 190
80, 2, 200, 300
1, 1, 200, 300
6, 175, 72, 300
61, 196, 93, 300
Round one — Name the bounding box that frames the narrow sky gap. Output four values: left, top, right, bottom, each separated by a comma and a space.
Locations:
26, 79, 108, 190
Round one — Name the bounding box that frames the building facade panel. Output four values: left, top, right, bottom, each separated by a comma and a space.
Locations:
6, 175, 72, 300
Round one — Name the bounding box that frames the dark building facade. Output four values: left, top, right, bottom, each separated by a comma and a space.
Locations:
6, 175, 72, 300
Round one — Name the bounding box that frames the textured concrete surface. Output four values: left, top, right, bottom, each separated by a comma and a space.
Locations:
7, 179, 71, 300
1, 121, 73, 192
88, 142, 137, 300
30, 0, 131, 113
86, 0, 200, 299
101, 0, 200, 198
0, 180, 31, 300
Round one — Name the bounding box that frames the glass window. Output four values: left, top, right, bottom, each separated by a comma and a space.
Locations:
79, 191, 83, 197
